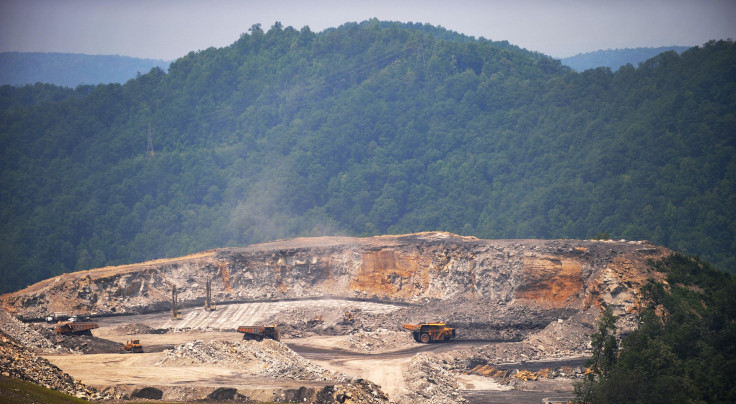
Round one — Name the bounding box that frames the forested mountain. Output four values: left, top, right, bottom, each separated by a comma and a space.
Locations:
561, 46, 689, 72
0, 52, 170, 87
0, 20, 734, 294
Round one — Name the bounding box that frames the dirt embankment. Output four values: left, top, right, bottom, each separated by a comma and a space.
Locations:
1, 233, 669, 325
0, 233, 673, 402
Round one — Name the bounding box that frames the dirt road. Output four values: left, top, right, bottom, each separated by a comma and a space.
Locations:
39, 298, 581, 402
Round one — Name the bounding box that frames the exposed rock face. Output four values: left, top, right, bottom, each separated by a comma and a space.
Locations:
1, 233, 669, 324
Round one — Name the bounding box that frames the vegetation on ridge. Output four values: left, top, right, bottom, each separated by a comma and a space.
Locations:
0, 20, 734, 294
576, 254, 736, 403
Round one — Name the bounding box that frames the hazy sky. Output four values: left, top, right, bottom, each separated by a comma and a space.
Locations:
1, 0, 734, 60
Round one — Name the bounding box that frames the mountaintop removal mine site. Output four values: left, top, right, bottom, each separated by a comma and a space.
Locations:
0, 232, 671, 403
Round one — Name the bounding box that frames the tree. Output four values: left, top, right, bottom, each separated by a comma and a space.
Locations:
575, 306, 618, 403
576, 255, 736, 403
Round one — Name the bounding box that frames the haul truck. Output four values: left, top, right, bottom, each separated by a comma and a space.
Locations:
237, 325, 280, 341
403, 323, 456, 343
55, 321, 99, 335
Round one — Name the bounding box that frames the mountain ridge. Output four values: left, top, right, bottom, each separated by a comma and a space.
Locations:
0, 52, 171, 87
0, 20, 733, 294
560, 46, 690, 71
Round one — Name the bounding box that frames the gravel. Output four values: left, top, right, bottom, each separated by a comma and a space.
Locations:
339, 329, 416, 353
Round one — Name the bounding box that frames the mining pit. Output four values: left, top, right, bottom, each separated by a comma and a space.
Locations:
0, 232, 671, 403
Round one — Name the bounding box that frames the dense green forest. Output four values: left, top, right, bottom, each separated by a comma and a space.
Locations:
0, 20, 734, 294
576, 254, 736, 403
0, 52, 170, 87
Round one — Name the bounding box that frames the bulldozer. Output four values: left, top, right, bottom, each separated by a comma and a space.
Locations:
237, 325, 280, 342
341, 312, 355, 324
403, 323, 456, 343
307, 314, 324, 326
121, 339, 144, 353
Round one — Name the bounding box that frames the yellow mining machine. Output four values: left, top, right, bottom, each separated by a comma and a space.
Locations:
403, 323, 456, 343
237, 325, 280, 341
308, 314, 324, 326
341, 312, 355, 324
121, 339, 144, 353
55, 321, 99, 335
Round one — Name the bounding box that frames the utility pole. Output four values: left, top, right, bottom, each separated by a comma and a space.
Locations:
419, 35, 426, 66
146, 123, 155, 158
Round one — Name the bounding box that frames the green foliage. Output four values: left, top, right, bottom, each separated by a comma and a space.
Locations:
574, 306, 618, 403
0, 375, 89, 403
0, 20, 735, 294
577, 254, 736, 403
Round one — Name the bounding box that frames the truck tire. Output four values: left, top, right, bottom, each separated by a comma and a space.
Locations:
420, 333, 431, 343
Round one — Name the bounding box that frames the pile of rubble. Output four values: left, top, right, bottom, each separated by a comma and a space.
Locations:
113, 322, 164, 335
526, 309, 597, 356
315, 379, 390, 404
156, 339, 349, 382
0, 310, 60, 353
465, 360, 584, 383
0, 330, 99, 400
339, 329, 415, 353
400, 353, 467, 404
32, 325, 122, 354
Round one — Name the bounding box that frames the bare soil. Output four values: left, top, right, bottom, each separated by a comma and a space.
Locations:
34, 298, 585, 402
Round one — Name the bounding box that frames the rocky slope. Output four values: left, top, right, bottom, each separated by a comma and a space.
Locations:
1, 232, 669, 329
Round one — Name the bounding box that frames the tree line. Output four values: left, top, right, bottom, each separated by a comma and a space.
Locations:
0, 19, 734, 293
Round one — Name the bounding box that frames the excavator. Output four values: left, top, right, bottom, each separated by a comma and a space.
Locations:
403, 323, 456, 343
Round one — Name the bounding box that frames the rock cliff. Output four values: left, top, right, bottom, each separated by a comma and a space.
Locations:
1, 232, 669, 325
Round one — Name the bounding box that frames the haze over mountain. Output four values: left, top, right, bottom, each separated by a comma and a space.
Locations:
0, 20, 734, 294
0, 47, 693, 88
561, 46, 691, 72
0, 52, 171, 87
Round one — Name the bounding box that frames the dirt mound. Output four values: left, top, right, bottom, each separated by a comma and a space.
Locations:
400, 352, 467, 404
0, 310, 61, 353
316, 379, 390, 403
526, 308, 598, 356
156, 339, 349, 382
113, 322, 165, 335
29, 325, 123, 354
131, 386, 163, 399
207, 387, 248, 401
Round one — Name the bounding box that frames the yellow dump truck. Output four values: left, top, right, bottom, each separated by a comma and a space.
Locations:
403, 323, 456, 343
55, 321, 99, 335
237, 325, 280, 341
